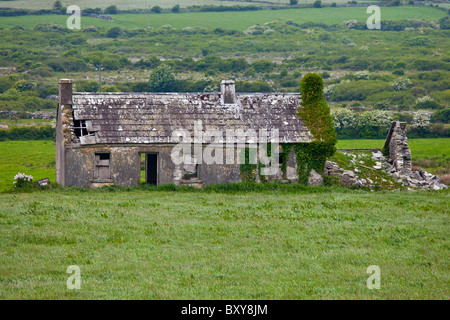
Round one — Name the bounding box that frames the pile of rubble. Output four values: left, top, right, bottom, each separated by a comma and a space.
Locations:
325, 159, 374, 188
324, 149, 447, 191
385, 163, 448, 191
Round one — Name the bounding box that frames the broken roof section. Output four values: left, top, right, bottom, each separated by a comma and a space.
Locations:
70, 82, 312, 145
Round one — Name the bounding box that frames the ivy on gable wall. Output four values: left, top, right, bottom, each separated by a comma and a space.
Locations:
240, 73, 337, 184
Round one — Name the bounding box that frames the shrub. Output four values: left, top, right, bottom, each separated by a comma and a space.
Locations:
149, 64, 176, 92
439, 16, 450, 30
76, 80, 98, 92
392, 69, 404, 76
410, 110, 431, 135
392, 77, 412, 91
431, 109, 450, 124
330, 80, 390, 102
151, 6, 162, 13
13, 172, 33, 189
0, 126, 55, 141
313, 1, 322, 8
252, 60, 275, 73
235, 81, 272, 92
135, 56, 161, 69
172, 5, 180, 13
415, 96, 443, 110
52, 1, 62, 11
104, 5, 118, 14
106, 27, 122, 38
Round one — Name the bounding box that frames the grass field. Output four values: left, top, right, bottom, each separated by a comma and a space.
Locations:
337, 138, 450, 161
0, 139, 448, 299
0, 187, 449, 299
0, 141, 55, 193
337, 138, 450, 177
0, 6, 446, 30
0, 0, 378, 10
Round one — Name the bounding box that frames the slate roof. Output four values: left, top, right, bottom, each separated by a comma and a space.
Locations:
71, 92, 312, 145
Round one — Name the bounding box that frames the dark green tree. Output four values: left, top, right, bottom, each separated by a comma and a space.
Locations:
105, 5, 118, 14
149, 64, 176, 92
172, 5, 180, 13
53, 0, 62, 11
151, 6, 162, 13
106, 27, 122, 38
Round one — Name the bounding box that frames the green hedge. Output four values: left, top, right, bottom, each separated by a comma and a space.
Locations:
0, 126, 55, 141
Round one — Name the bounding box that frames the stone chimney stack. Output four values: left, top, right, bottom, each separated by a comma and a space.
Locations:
59, 79, 73, 106
221, 80, 236, 104
56, 79, 73, 186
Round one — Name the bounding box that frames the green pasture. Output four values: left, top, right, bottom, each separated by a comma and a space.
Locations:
0, 0, 379, 10
0, 186, 448, 299
0, 7, 446, 31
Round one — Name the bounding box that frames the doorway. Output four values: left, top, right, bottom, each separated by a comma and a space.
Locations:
144, 153, 158, 185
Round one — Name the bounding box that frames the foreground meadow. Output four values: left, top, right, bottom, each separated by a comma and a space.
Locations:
0, 187, 448, 299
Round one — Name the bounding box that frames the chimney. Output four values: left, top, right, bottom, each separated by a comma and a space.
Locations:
56, 79, 73, 187
59, 79, 73, 106
221, 80, 236, 104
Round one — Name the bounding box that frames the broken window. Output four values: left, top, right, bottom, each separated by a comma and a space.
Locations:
73, 120, 88, 138
94, 153, 111, 180
183, 154, 198, 180
183, 164, 198, 180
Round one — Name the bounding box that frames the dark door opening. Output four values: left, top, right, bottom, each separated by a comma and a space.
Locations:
146, 154, 158, 185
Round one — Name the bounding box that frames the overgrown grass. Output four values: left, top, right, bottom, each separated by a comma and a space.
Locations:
0, 187, 448, 299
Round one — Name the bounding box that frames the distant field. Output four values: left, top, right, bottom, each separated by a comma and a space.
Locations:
337, 138, 450, 176
337, 138, 450, 161
0, 6, 446, 30
0, 140, 55, 192
0, 0, 378, 10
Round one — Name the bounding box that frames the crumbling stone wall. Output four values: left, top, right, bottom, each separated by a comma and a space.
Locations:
385, 122, 412, 175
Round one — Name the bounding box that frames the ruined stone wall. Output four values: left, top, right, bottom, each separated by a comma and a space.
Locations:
64, 145, 249, 188
386, 122, 412, 175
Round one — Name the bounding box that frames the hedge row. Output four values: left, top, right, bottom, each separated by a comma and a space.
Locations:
0, 126, 54, 141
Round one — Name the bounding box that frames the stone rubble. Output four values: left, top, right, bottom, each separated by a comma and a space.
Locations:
324, 152, 448, 190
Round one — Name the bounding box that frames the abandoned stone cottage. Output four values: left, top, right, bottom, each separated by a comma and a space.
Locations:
56, 79, 315, 188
